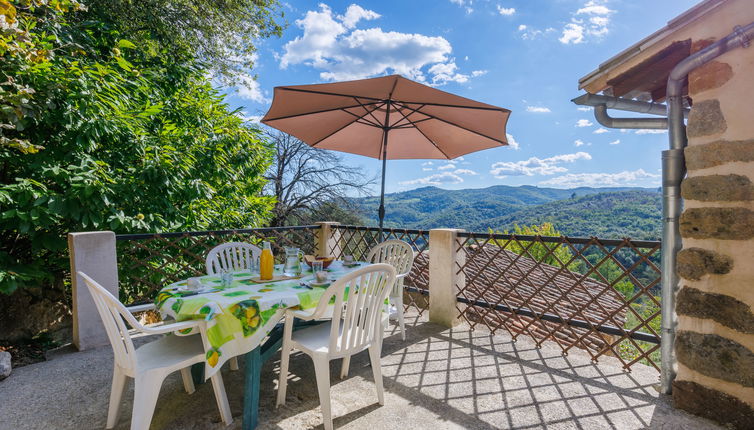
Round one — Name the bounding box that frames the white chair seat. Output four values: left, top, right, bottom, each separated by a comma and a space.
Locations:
136, 334, 205, 372
290, 322, 342, 355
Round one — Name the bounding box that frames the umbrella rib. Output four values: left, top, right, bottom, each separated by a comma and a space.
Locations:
394, 101, 508, 144
274, 86, 386, 102
341, 107, 383, 128
392, 105, 453, 159
310, 102, 386, 148
352, 97, 387, 128
390, 103, 427, 128
262, 100, 383, 123
395, 100, 511, 112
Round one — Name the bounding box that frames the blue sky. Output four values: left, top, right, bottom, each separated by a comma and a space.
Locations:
223, 0, 699, 193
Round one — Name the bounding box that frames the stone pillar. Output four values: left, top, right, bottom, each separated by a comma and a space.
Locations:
428, 229, 465, 327
315, 222, 341, 257
68, 231, 119, 351
672, 36, 754, 427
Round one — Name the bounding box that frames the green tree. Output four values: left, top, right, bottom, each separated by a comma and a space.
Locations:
86, 0, 285, 86
492, 223, 575, 269
0, 1, 273, 304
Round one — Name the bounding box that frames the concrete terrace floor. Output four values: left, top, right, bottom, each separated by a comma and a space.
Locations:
0, 312, 720, 430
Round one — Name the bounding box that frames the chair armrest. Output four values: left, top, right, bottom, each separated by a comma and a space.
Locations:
287, 309, 317, 321
127, 303, 156, 314
140, 319, 204, 335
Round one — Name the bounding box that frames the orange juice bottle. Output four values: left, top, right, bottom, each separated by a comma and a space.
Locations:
260, 241, 274, 280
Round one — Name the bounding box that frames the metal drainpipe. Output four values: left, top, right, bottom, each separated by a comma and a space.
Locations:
660, 21, 754, 395
593, 105, 668, 129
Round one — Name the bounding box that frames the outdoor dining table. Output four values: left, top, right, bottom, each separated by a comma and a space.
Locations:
155, 259, 370, 430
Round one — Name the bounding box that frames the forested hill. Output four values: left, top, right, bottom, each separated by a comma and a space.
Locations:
353, 185, 662, 240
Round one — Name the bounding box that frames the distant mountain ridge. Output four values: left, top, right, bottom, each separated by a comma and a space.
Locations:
352, 185, 662, 240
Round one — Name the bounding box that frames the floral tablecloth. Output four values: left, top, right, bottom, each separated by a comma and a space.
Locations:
155, 261, 368, 378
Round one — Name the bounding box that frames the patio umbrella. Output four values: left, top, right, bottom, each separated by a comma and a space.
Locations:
261, 74, 511, 230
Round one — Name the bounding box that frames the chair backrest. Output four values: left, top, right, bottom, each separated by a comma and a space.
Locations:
366, 240, 414, 278
311, 264, 396, 357
78, 272, 143, 372
206, 242, 261, 275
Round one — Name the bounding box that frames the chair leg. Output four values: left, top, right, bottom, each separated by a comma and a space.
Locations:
106, 366, 128, 429
180, 367, 195, 394
395, 293, 406, 341
230, 356, 240, 371
368, 345, 385, 406
312, 353, 333, 430
340, 355, 351, 379
210, 371, 233, 426
131, 373, 164, 430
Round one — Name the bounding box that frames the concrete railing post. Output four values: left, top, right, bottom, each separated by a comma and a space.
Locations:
428, 228, 465, 327
68, 231, 119, 351
315, 222, 341, 257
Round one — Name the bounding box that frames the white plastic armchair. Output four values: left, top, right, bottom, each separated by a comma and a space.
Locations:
78, 272, 232, 430
366, 240, 415, 340
276, 264, 397, 430
206, 242, 261, 275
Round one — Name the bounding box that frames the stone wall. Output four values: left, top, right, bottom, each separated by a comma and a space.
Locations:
674, 33, 754, 428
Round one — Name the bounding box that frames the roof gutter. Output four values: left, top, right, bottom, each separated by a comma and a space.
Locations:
659, 21, 754, 395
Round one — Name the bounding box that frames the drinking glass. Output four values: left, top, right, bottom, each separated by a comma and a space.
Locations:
343, 254, 354, 265
249, 256, 260, 276
311, 260, 323, 275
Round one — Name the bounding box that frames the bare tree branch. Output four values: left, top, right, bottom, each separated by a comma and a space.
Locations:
264, 131, 376, 226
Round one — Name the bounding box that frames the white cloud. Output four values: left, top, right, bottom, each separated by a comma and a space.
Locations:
518, 25, 556, 40
559, 23, 584, 44
609, 139, 620, 145
526, 106, 551, 113
490, 152, 591, 178
576, 119, 593, 127
340, 4, 380, 28
437, 163, 456, 170
400, 167, 476, 186
506, 133, 520, 150
577, 106, 592, 111
593, 127, 609, 134
496, 5, 515, 16
235, 74, 268, 103
453, 168, 477, 175
539, 168, 660, 188
560, 1, 614, 45
422, 167, 433, 171
449, 0, 473, 14
421, 161, 434, 166
574, 139, 586, 147
635, 129, 668, 135
281, 4, 480, 85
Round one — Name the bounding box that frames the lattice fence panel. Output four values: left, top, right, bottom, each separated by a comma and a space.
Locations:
116, 226, 319, 305
330, 226, 430, 315
454, 232, 661, 371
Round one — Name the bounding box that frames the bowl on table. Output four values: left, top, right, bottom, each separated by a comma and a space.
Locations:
303, 255, 335, 269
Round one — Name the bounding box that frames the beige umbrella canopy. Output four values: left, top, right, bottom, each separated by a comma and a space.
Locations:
262, 74, 511, 229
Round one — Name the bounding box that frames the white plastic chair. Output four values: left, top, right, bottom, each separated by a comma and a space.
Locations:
205, 241, 261, 370
276, 264, 397, 430
206, 241, 261, 275
78, 272, 233, 430
366, 240, 415, 341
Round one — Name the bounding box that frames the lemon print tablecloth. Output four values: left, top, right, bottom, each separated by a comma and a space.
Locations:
156, 261, 367, 377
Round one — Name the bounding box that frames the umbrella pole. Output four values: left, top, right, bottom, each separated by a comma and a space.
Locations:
378, 128, 389, 239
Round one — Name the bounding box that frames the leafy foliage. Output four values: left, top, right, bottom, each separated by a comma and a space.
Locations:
0, 1, 273, 295
86, 0, 285, 86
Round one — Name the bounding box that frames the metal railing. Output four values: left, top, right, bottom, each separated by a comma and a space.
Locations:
116, 226, 319, 305
329, 225, 430, 315
113, 223, 662, 371
455, 232, 661, 371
